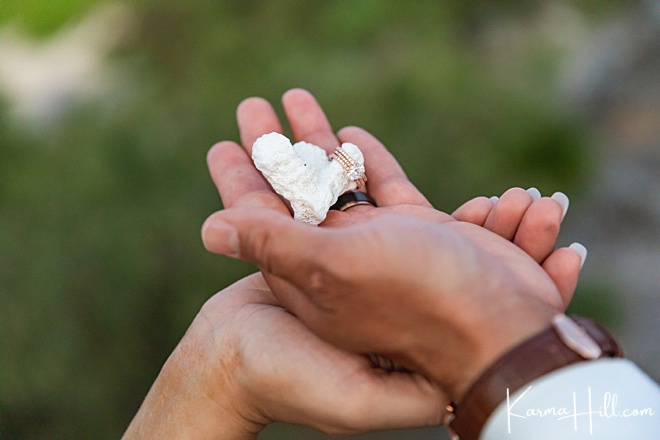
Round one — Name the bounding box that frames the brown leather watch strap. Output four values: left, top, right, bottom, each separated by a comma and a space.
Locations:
449, 315, 623, 440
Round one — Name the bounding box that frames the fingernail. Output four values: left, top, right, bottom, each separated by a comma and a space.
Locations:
202, 218, 240, 257
489, 196, 499, 204
527, 187, 542, 201
569, 242, 587, 269
551, 192, 570, 220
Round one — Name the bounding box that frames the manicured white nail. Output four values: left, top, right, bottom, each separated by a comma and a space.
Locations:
527, 187, 541, 201
551, 192, 570, 220
489, 196, 499, 204
569, 242, 587, 269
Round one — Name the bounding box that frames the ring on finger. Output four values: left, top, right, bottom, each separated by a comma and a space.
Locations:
330, 191, 377, 212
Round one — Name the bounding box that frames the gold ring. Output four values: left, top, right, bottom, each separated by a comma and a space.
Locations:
330, 147, 367, 186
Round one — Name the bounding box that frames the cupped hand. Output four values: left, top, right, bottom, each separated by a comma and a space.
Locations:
122, 273, 448, 439
206, 89, 580, 303
202, 88, 583, 400
207, 89, 447, 223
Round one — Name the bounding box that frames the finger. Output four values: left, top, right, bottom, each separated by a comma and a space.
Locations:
542, 243, 586, 308
282, 88, 339, 151
483, 187, 533, 240
451, 196, 494, 225
201, 207, 395, 297
207, 141, 290, 213
202, 208, 445, 317
513, 197, 563, 263
337, 126, 431, 207
202, 208, 357, 326
321, 373, 448, 433
237, 97, 283, 156
202, 207, 329, 282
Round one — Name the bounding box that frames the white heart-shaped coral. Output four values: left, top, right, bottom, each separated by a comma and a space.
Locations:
252, 132, 364, 225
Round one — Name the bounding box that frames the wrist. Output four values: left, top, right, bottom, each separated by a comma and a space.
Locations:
123, 338, 266, 440
448, 314, 623, 440
451, 311, 553, 401
416, 307, 553, 403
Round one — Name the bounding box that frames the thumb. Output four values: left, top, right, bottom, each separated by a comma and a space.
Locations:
202, 208, 332, 280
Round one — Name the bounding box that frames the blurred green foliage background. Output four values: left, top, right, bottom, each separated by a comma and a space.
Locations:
0, 1, 642, 439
